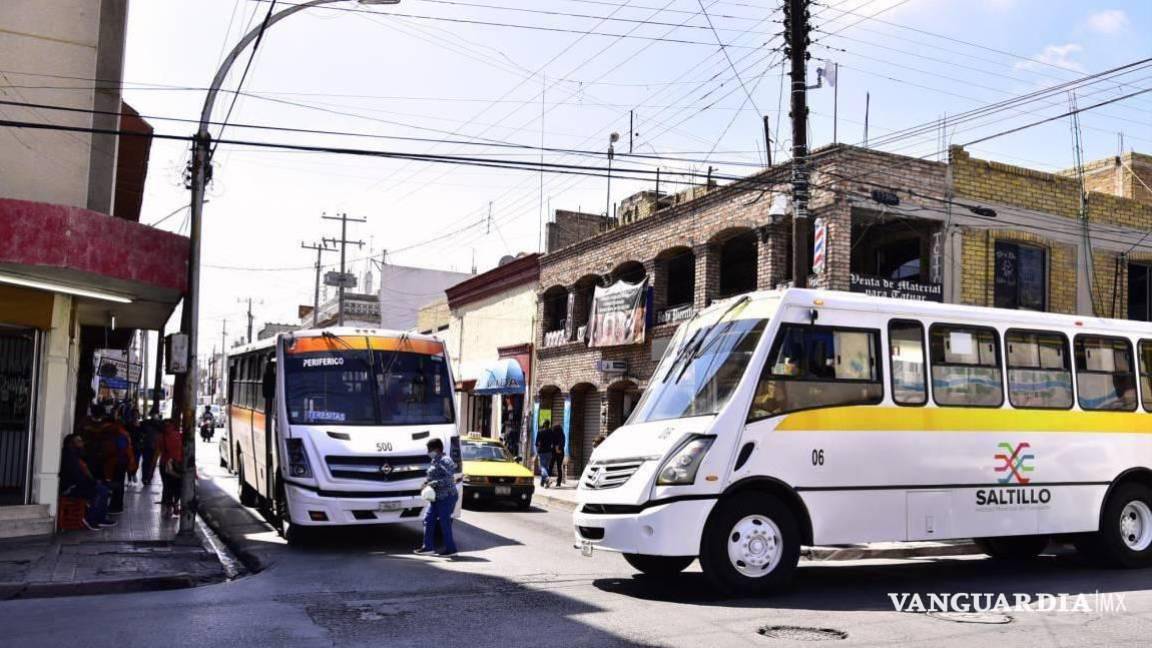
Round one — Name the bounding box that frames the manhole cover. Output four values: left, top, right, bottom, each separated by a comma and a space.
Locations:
926, 611, 1013, 625
758, 625, 848, 641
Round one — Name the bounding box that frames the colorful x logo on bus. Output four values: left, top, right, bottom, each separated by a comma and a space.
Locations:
995, 442, 1035, 484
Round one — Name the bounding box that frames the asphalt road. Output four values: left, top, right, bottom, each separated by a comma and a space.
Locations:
3, 440, 1151, 647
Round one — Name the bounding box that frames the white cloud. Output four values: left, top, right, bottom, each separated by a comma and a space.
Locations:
1015, 43, 1086, 73
1086, 9, 1129, 34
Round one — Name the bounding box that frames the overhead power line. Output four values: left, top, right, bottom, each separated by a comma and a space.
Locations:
244, 0, 770, 48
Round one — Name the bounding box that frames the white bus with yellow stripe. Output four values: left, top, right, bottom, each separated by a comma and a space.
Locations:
573, 289, 1152, 595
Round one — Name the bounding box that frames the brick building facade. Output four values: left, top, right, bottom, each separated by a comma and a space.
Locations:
529, 144, 1152, 477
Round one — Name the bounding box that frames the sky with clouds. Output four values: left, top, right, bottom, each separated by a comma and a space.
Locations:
118, 0, 1152, 351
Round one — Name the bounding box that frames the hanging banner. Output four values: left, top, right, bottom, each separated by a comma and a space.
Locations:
587, 279, 648, 347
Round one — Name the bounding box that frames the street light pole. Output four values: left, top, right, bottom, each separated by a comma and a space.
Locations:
179, 0, 400, 534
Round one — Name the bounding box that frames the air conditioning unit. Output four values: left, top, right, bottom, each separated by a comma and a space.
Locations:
597, 360, 628, 374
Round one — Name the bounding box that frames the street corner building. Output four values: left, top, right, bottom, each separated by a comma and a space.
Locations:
0, 1, 189, 537
530, 144, 1152, 478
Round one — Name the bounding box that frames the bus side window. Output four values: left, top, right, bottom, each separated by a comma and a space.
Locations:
747, 324, 883, 421
1006, 329, 1073, 410
1139, 341, 1152, 412
889, 320, 927, 406
228, 359, 237, 403
1074, 335, 1137, 411
929, 325, 1003, 407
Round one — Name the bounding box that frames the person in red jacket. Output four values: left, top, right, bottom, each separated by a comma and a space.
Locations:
158, 421, 184, 518
101, 420, 136, 514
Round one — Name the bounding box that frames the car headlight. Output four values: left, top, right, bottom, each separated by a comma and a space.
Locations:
462, 474, 474, 484
656, 436, 714, 485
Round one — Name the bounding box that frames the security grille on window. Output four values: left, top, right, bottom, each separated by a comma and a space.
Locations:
747, 325, 883, 420
994, 241, 1046, 311
1074, 335, 1137, 411
929, 325, 1003, 407
1005, 329, 1073, 409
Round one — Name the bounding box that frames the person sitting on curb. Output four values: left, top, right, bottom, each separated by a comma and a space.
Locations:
60, 434, 117, 530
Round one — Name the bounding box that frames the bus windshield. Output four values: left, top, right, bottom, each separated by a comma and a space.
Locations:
285, 347, 454, 426
630, 316, 769, 424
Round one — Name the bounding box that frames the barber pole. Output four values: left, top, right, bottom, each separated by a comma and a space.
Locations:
812, 218, 827, 275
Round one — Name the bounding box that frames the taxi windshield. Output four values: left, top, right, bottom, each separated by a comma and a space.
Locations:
461, 443, 513, 462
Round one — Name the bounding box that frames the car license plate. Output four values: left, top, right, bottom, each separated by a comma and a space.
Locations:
580, 540, 595, 557
377, 501, 403, 512
495, 486, 511, 496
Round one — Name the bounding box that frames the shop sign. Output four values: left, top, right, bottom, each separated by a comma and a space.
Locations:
587, 279, 648, 347
850, 273, 942, 302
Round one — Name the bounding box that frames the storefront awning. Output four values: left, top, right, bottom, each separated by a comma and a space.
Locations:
470, 358, 526, 395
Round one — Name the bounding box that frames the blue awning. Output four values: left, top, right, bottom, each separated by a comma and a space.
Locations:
472, 358, 526, 395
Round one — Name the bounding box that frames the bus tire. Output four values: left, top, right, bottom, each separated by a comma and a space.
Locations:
623, 553, 694, 577
1097, 482, 1152, 568
699, 493, 800, 596
974, 535, 1049, 560
237, 456, 258, 507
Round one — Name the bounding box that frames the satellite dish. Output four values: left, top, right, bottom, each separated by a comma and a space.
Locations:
498, 255, 516, 266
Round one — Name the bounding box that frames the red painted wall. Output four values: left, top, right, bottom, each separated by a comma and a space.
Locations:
0, 198, 188, 294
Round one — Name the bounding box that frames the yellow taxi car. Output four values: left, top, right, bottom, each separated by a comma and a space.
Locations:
461, 435, 534, 510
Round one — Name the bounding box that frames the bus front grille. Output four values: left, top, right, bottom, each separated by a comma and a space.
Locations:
582, 460, 643, 490
326, 454, 429, 482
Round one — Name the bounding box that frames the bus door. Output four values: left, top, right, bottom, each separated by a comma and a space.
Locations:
261, 355, 277, 501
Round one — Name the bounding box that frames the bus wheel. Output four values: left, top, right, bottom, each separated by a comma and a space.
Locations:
1098, 482, 1152, 568
699, 493, 800, 596
974, 535, 1048, 560
623, 553, 694, 577
237, 457, 258, 507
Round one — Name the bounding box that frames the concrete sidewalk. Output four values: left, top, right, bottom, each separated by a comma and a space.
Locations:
0, 477, 228, 600
534, 483, 981, 561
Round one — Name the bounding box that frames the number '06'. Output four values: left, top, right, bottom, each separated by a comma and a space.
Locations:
811, 449, 825, 466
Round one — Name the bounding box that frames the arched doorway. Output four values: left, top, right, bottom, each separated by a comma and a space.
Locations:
568, 382, 600, 479
606, 379, 641, 434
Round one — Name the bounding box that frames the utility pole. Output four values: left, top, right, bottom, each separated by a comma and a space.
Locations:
606, 132, 619, 218
301, 241, 335, 328
763, 115, 773, 167
784, 0, 812, 288
322, 212, 366, 327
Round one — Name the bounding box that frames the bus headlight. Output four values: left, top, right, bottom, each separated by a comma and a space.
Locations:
285, 438, 312, 478
656, 436, 714, 485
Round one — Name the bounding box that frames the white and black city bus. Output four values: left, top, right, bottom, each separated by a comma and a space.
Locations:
226, 327, 460, 541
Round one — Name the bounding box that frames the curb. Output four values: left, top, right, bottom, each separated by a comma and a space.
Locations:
0, 573, 199, 601
533, 494, 980, 561
195, 472, 279, 574
532, 491, 579, 512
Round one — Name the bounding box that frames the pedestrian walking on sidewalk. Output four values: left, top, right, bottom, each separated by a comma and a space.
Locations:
139, 415, 162, 487
415, 438, 458, 556
549, 424, 566, 487
102, 419, 136, 514
158, 420, 184, 517
535, 420, 552, 488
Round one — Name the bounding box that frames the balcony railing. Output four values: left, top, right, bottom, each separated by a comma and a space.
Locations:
542, 329, 568, 348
